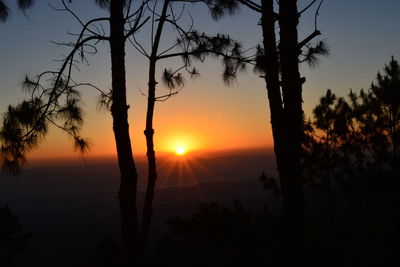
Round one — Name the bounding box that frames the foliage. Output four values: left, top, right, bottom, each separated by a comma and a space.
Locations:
0, 74, 90, 174
301, 41, 330, 68
82, 235, 123, 267
202, 0, 240, 20
196, 0, 329, 79
259, 172, 281, 199
179, 31, 248, 86
301, 58, 400, 267
303, 56, 400, 199
303, 89, 359, 196
355, 56, 400, 170
0, 0, 130, 173
0, 0, 35, 22
0, 0, 246, 173
150, 201, 275, 267
0, 205, 31, 266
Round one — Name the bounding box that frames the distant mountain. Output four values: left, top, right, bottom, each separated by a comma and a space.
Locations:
0, 148, 276, 267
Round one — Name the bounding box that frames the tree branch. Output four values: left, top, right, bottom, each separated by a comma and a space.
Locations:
238, 0, 262, 13
298, 0, 318, 15
298, 29, 321, 49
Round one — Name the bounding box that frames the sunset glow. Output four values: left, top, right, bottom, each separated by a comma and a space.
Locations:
175, 146, 186, 156
162, 134, 200, 156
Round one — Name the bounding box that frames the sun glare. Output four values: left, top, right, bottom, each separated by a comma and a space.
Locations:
175, 146, 186, 156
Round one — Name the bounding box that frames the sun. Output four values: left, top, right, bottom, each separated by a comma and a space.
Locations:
175, 146, 186, 156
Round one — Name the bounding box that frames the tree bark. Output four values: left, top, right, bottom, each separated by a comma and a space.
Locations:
260, 0, 305, 262
260, 0, 284, 169
109, 0, 139, 263
140, 0, 169, 251
140, 59, 157, 250
278, 0, 305, 257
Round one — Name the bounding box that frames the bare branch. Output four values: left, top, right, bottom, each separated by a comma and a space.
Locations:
155, 90, 180, 102
125, 0, 151, 38
49, 0, 109, 38
238, 0, 262, 13
298, 0, 318, 15
314, 0, 324, 30
126, 16, 151, 38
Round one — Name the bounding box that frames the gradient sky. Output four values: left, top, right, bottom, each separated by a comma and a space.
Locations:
1, 0, 400, 161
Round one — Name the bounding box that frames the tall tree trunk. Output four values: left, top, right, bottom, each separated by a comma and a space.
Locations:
260, 0, 304, 263
140, 0, 169, 251
278, 0, 305, 255
109, 0, 139, 262
140, 59, 157, 250
261, 0, 305, 231
260, 0, 284, 174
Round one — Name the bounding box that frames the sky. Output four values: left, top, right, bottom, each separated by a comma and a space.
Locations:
1, 0, 400, 161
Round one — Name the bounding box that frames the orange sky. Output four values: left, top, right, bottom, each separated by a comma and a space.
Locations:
29, 69, 274, 160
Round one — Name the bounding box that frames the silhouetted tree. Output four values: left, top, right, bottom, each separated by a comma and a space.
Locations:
134, 0, 244, 251
303, 56, 400, 267
150, 201, 274, 267
0, 0, 243, 261
303, 89, 359, 195
83, 235, 123, 267
304, 57, 400, 193
352, 56, 400, 172
0, 5, 34, 263
303, 89, 358, 266
138, 0, 189, 250
199, 0, 328, 260
0, 205, 31, 266
0, 0, 150, 263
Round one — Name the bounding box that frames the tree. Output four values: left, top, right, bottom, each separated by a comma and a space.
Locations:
0, 0, 241, 260
303, 89, 356, 267
0, 3, 35, 265
303, 89, 358, 197
305, 57, 400, 183
155, 201, 273, 267
135, 0, 243, 250
0, 205, 31, 266
138, 0, 186, 249
201, 0, 328, 256
107, 0, 142, 261
353, 56, 400, 172
303, 57, 400, 266
0, 0, 34, 22
0, 0, 149, 263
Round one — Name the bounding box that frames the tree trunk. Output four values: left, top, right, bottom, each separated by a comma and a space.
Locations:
109, 0, 139, 263
140, 59, 157, 250
140, 0, 169, 251
261, 0, 305, 230
278, 0, 305, 258
260, 0, 284, 170
260, 0, 304, 263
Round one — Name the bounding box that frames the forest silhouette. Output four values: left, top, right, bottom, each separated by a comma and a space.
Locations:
0, 0, 399, 266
